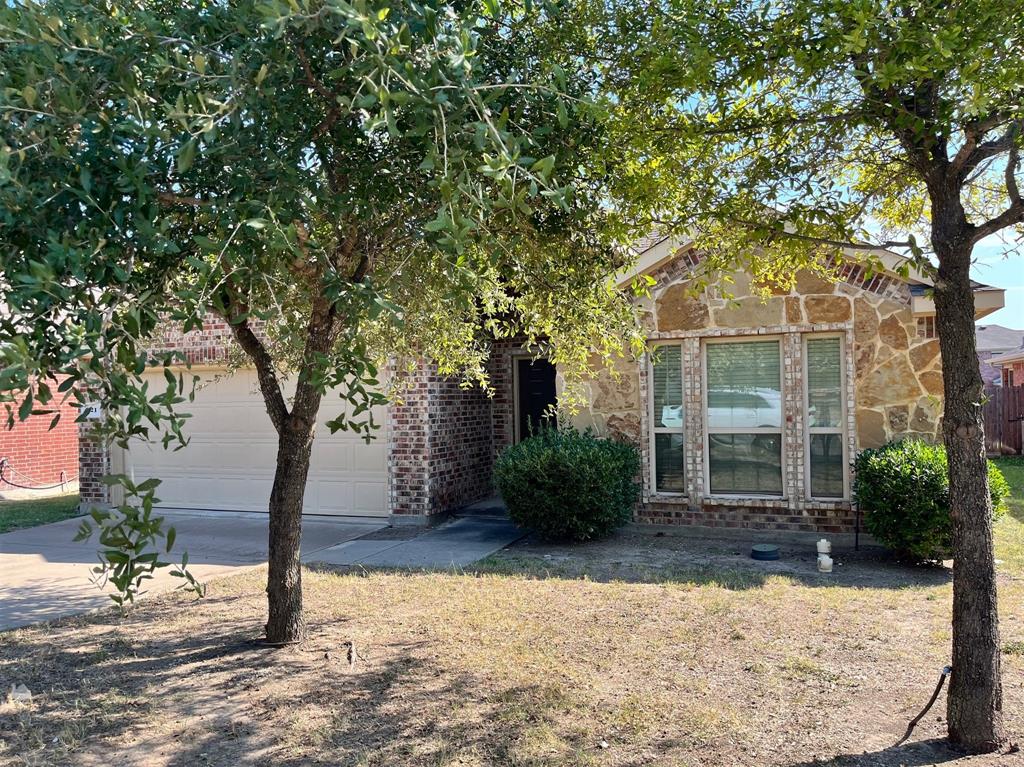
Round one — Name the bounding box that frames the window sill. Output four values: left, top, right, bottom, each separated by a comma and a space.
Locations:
645, 494, 853, 511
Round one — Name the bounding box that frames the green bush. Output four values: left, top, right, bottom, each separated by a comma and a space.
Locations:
495, 427, 640, 542
854, 439, 1009, 562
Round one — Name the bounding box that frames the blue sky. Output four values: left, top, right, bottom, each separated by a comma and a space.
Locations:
971, 237, 1023, 329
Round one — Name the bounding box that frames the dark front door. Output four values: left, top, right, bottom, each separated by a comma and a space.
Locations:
516, 358, 557, 441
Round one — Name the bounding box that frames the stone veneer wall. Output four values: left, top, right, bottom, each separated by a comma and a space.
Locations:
573, 248, 944, 533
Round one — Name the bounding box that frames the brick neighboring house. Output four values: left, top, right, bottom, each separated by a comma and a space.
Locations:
79, 239, 1005, 534
989, 346, 1024, 388
1, 385, 79, 496
976, 323, 1024, 388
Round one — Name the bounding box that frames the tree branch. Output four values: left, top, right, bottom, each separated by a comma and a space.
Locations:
295, 41, 343, 138
221, 290, 290, 434
952, 119, 1022, 182
157, 191, 215, 207
969, 138, 1023, 245
725, 217, 915, 252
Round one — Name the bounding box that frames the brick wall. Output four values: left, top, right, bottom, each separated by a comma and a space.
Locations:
1002, 359, 1024, 387
488, 337, 525, 459
78, 422, 110, 507
0, 385, 80, 492
388, 361, 495, 520
427, 375, 494, 511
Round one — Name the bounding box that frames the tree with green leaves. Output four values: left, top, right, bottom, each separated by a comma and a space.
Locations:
601, 0, 1022, 750
0, 0, 641, 644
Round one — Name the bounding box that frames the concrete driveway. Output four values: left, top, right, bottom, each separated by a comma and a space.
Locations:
0, 510, 383, 631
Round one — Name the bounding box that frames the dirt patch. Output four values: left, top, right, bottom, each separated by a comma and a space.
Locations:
0, 536, 1021, 766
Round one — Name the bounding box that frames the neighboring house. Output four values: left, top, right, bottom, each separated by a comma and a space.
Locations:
79, 240, 1005, 534
1, 389, 79, 496
990, 346, 1024, 388
976, 324, 1024, 387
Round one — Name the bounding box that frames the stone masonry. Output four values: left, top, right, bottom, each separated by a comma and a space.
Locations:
571, 246, 943, 533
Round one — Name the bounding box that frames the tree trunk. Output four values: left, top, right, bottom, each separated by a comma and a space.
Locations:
265, 416, 316, 644
932, 233, 1004, 752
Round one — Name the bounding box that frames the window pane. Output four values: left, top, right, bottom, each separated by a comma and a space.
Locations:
706, 341, 782, 428
809, 434, 844, 498
807, 337, 843, 428
654, 433, 686, 493
652, 346, 683, 428
708, 433, 783, 495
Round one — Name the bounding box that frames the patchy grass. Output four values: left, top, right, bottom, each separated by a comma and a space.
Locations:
0, 493, 80, 533
1, 525, 1022, 767
993, 456, 1024, 576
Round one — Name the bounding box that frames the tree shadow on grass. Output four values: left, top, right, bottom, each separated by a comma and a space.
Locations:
0, 595, 601, 767
783, 738, 999, 767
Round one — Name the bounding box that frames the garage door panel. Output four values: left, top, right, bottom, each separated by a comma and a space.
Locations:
123, 370, 388, 517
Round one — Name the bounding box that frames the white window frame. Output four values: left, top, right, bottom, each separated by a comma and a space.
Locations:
648, 343, 686, 496
803, 333, 850, 500
702, 335, 786, 499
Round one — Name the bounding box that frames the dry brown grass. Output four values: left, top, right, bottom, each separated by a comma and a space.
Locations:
0, 531, 1022, 767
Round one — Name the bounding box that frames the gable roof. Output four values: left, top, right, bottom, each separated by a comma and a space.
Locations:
976, 324, 1024, 353
619, 234, 1005, 319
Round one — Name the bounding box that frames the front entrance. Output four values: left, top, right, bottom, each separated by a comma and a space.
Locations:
514, 358, 558, 442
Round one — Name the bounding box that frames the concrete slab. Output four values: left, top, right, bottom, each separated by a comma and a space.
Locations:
309, 516, 527, 569
0, 511, 383, 631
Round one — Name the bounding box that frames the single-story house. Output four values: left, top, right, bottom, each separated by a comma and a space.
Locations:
78, 239, 1005, 534
990, 344, 1024, 388
976, 324, 1024, 387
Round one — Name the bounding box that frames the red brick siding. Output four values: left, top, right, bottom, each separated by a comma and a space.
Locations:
78, 423, 110, 506
638, 500, 856, 534
389, 361, 495, 518
488, 336, 529, 459
1003, 360, 1024, 387
0, 386, 79, 490
387, 365, 432, 516
427, 375, 493, 511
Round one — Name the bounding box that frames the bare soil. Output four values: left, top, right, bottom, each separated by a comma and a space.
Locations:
1, 527, 1022, 767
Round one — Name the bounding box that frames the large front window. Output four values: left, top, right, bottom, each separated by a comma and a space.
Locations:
704, 340, 784, 496
650, 345, 685, 493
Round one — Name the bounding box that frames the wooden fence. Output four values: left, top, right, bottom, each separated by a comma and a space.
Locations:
984, 384, 1024, 455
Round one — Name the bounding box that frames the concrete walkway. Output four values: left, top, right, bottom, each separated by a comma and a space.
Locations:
309, 515, 527, 569
0, 510, 383, 630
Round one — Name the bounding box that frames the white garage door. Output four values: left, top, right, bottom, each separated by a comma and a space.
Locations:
121, 370, 388, 517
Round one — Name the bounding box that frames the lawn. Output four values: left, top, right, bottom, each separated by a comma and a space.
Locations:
993, 456, 1024, 575
0, 493, 81, 534
0, 496, 1022, 766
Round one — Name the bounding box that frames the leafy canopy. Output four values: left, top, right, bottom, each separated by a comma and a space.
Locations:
1, 0, 643, 449
600, 0, 1024, 280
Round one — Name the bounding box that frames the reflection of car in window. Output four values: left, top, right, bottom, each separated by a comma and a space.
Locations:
709, 433, 780, 458
707, 388, 781, 428
659, 405, 683, 428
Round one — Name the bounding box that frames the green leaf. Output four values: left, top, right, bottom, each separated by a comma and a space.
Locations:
177, 138, 197, 174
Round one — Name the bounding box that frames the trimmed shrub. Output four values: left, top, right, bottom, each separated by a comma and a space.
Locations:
854, 439, 1009, 562
495, 427, 640, 542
